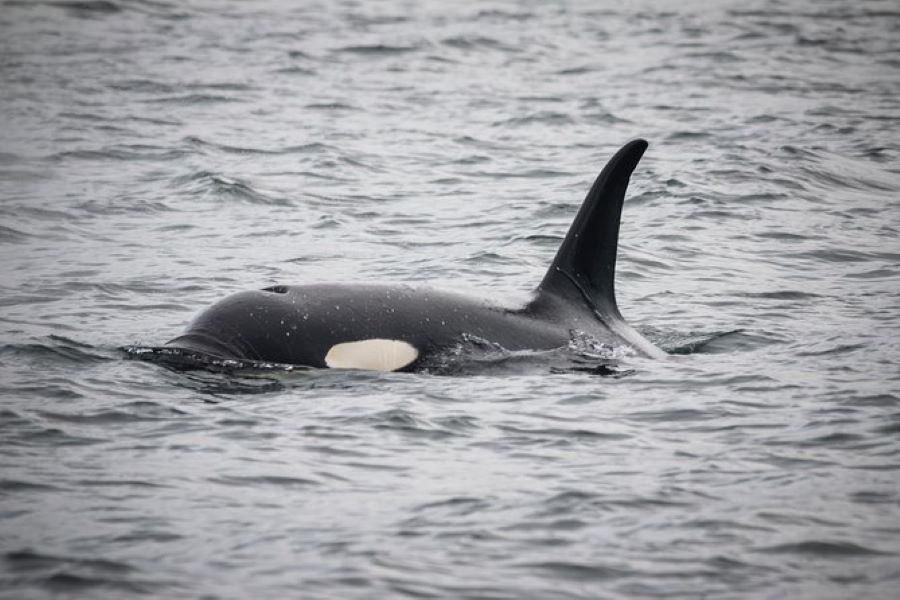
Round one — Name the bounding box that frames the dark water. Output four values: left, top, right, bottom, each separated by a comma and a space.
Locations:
2, 0, 900, 597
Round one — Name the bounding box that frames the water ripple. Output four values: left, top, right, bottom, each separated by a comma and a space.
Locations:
756, 540, 894, 557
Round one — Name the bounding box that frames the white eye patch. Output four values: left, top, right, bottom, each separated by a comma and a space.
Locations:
324, 339, 419, 372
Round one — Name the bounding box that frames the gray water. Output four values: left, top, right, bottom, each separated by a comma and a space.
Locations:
2, 0, 900, 598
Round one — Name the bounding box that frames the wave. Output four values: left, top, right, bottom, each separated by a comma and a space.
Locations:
6, 1, 121, 14
494, 111, 575, 127
441, 35, 517, 52
169, 171, 292, 206
338, 407, 470, 441
0, 224, 33, 243
335, 43, 423, 56
144, 94, 244, 105
755, 540, 893, 557
650, 329, 754, 355
0, 335, 112, 365
48, 145, 188, 163
3, 550, 163, 596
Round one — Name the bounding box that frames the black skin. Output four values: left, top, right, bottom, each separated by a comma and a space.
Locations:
166, 283, 607, 371
163, 139, 667, 369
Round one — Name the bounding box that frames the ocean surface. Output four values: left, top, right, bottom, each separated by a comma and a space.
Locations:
2, 0, 899, 597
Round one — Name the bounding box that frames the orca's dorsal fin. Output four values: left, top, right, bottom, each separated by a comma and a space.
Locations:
537, 139, 648, 322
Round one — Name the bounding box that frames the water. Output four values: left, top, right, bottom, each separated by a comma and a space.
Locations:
2, 0, 899, 597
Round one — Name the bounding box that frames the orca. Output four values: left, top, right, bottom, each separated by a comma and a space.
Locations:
162, 139, 666, 371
